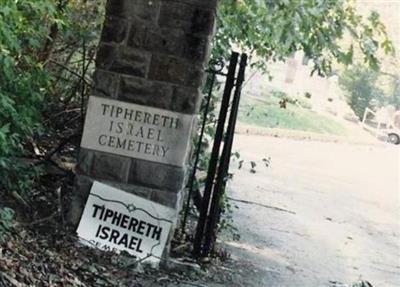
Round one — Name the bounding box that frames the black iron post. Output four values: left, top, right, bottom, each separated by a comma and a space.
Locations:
202, 54, 247, 255
193, 52, 239, 257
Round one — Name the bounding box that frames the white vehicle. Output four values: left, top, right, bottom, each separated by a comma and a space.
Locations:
362, 107, 400, 145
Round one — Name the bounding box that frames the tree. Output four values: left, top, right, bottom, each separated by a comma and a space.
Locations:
214, 0, 393, 75
382, 71, 400, 107
339, 65, 383, 119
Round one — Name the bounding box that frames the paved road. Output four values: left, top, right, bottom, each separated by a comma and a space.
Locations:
222, 134, 400, 286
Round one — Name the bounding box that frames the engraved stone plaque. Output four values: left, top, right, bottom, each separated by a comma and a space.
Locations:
81, 96, 195, 167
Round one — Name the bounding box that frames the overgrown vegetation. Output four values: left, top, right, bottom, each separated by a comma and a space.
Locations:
0, 0, 104, 249
0, 1, 56, 192
0, 0, 103, 193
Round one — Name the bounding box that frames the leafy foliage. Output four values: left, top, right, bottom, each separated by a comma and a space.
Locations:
0, 0, 104, 195
0, 207, 14, 242
339, 65, 384, 119
385, 72, 400, 107
0, 0, 59, 193
214, 0, 393, 74
0, 1, 58, 146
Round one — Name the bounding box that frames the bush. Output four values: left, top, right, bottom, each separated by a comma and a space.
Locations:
0, 1, 57, 192
339, 65, 384, 119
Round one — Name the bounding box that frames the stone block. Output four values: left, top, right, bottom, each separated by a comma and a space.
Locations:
67, 197, 85, 228
162, 0, 217, 9
92, 69, 120, 98
170, 85, 200, 114
175, 188, 186, 213
105, 0, 126, 18
106, 0, 160, 23
149, 54, 204, 87
91, 152, 131, 183
118, 75, 173, 109
76, 148, 94, 175
67, 175, 93, 227
100, 16, 128, 44
113, 47, 150, 77
96, 44, 150, 78
127, 20, 148, 48
130, 0, 161, 23
95, 43, 117, 69
145, 27, 184, 56
128, 158, 186, 192
150, 189, 182, 209
158, 2, 215, 36
190, 7, 215, 35
102, 180, 153, 200
183, 34, 210, 62
75, 174, 93, 196
144, 27, 209, 62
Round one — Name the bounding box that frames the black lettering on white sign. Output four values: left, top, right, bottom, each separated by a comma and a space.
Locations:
77, 182, 176, 265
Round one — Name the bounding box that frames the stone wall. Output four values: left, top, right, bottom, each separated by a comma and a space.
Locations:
68, 0, 217, 226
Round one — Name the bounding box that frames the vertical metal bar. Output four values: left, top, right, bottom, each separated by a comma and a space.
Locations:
180, 73, 216, 235
193, 52, 239, 257
202, 54, 247, 255
80, 39, 86, 131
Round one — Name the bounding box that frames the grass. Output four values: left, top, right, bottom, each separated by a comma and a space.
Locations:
238, 96, 349, 136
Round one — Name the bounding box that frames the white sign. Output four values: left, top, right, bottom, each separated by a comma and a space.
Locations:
81, 96, 195, 167
77, 181, 176, 265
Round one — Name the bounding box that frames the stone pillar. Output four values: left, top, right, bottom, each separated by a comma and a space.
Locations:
68, 0, 217, 229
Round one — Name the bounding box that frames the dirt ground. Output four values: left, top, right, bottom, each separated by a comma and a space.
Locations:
219, 134, 400, 287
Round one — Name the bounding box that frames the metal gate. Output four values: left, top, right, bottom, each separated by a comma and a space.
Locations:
180, 52, 248, 257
